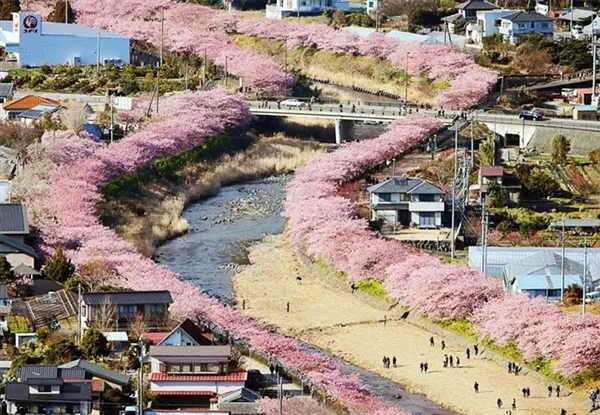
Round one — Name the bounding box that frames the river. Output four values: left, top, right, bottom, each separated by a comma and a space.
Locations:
155, 176, 453, 415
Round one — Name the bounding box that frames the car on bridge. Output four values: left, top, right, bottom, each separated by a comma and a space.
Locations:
281, 98, 306, 107
519, 109, 543, 121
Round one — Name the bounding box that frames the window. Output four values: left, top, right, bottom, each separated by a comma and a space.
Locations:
82, 305, 86, 317
38, 385, 51, 393
418, 194, 436, 202
419, 212, 436, 228
201, 363, 209, 372
181, 363, 191, 373
494, 19, 501, 27
379, 193, 392, 202
168, 363, 181, 373
542, 22, 549, 29
194, 363, 202, 372
118, 305, 138, 318
149, 304, 163, 315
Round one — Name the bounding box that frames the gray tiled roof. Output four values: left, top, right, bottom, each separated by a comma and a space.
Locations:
150, 345, 231, 357
502, 11, 553, 22
82, 290, 173, 306
456, 0, 498, 11
158, 318, 213, 346
0, 204, 28, 234
0, 83, 13, 98
19, 365, 58, 381
368, 177, 445, 195
59, 359, 130, 386
0, 234, 38, 258
6, 382, 91, 403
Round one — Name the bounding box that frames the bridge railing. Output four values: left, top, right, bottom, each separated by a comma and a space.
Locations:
249, 95, 438, 110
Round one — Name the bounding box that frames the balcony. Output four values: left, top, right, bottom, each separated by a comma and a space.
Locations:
408, 201, 444, 212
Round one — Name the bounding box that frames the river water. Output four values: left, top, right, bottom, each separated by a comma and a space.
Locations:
155, 176, 453, 415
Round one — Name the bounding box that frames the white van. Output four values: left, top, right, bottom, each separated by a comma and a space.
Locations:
585, 291, 600, 303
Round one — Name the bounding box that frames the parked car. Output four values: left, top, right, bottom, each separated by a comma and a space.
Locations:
585, 291, 600, 304
281, 98, 305, 107
519, 109, 543, 121
247, 369, 264, 381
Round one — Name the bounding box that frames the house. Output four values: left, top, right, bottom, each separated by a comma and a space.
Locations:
1, 94, 60, 120
148, 345, 247, 409
573, 105, 597, 121
154, 317, 214, 346
266, 0, 364, 19
0, 82, 14, 103
102, 331, 129, 354
469, 10, 517, 44
442, 0, 499, 37
557, 8, 596, 26
498, 11, 553, 45
468, 246, 600, 302
535, 0, 549, 15
0, 203, 38, 269
80, 290, 173, 334
476, 166, 520, 203
0, 284, 9, 332
18, 103, 60, 126
59, 359, 130, 399
5, 364, 92, 415
212, 387, 260, 413
368, 177, 445, 229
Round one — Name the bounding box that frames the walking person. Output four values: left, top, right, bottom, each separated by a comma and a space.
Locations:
556, 385, 560, 397
419, 362, 424, 372
474, 382, 479, 393
497, 398, 503, 409
286, 302, 290, 313
269, 364, 275, 375
456, 356, 460, 367
522, 388, 527, 398
511, 398, 516, 410
351, 283, 356, 293
296, 275, 302, 285
466, 347, 470, 359
383, 315, 387, 327
548, 385, 553, 397
443, 355, 448, 368
441, 340, 446, 350
392, 356, 397, 368
449, 356, 454, 367
473, 344, 479, 356
526, 387, 530, 398
430, 337, 435, 347
424, 362, 428, 373
382, 356, 387, 368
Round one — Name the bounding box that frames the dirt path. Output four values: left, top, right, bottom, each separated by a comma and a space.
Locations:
233, 235, 585, 415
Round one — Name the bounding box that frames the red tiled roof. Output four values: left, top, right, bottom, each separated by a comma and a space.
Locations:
2, 95, 60, 110
480, 166, 504, 177
156, 390, 215, 396
142, 332, 168, 345
151, 372, 247, 382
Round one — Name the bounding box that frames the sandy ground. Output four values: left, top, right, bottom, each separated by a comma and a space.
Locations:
232, 235, 585, 415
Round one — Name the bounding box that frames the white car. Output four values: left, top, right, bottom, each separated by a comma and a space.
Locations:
281, 98, 305, 107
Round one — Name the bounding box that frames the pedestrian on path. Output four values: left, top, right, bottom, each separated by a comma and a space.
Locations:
383, 315, 387, 327
560, 409, 567, 415
269, 364, 274, 375
392, 356, 397, 368
497, 398, 503, 409
420, 362, 424, 372
430, 337, 435, 347
441, 340, 446, 350
526, 387, 531, 398
286, 302, 290, 313
424, 362, 428, 372
382, 356, 387, 368
474, 344, 479, 356
443, 355, 448, 368
449, 356, 454, 367
556, 385, 560, 397
456, 356, 460, 367
296, 275, 302, 285
511, 398, 516, 410
548, 385, 553, 397
474, 382, 479, 393
522, 388, 527, 398
351, 283, 356, 293
466, 347, 470, 359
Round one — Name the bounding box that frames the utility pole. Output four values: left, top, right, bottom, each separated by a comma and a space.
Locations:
593, 31, 598, 106
583, 235, 588, 315
451, 118, 458, 259
470, 111, 475, 168
561, 218, 566, 301
404, 52, 410, 104
96, 32, 101, 75
65, 0, 68, 23
278, 375, 283, 415
137, 339, 145, 415
77, 283, 82, 342
570, 0, 574, 39
375, 10, 379, 32
160, 10, 164, 68
225, 55, 228, 87
110, 99, 114, 143
203, 45, 207, 88
284, 40, 288, 97
481, 196, 486, 274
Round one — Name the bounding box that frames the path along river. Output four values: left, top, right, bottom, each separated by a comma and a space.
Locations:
155, 176, 453, 415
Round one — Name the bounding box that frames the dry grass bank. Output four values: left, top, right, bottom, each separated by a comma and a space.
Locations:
101, 135, 325, 256
231, 34, 448, 104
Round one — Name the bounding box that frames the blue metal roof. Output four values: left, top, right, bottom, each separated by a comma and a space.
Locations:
516, 273, 581, 290
575, 105, 597, 111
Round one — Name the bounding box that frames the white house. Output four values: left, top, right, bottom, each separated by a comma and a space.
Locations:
535, 0, 550, 15
442, 0, 499, 37
368, 177, 445, 229
266, 0, 364, 19
498, 11, 553, 45
470, 9, 517, 44
0, 12, 130, 67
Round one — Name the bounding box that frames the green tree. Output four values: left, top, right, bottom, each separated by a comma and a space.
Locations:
42, 246, 75, 284
516, 165, 561, 198
590, 148, 600, 165
486, 180, 507, 208
42, 111, 60, 138
478, 135, 496, 166
551, 134, 571, 166
0, 255, 14, 285
7, 344, 41, 379
47, 0, 75, 23
79, 328, 109, 358
44, 339, 82, 364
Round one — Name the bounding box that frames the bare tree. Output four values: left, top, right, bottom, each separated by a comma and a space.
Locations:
0, 122, 44, 168
72, 259, 117, 291
128, 314, 148, 341
94, 295, 117, 332
59, 101, 90, 134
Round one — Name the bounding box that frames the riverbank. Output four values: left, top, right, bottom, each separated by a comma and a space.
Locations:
233, 235, 585, 415
99, 134, 325, 256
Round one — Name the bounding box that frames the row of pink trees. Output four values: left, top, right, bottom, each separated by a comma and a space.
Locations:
21, 90, 412, 415
284, 115, 600, 379
28, 0, 495, 108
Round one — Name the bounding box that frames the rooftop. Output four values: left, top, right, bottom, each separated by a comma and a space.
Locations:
0, 83, 13, 97
82, 290, 173, 306
368, 177, 445, 195
0, 234, 38, 258
18, 104, 60, 120
549, 219, 600, 228
150, 372, 247, 382
456, 0, 499, 11
142, 332, 169, 344
158, 318, 214, 346
0, 19, 129, 39
2, 95, 60, 111
574, 105, 598, 111
501, 11, 553, 22
150, 345, 231, 357
0, 203, 28, 234
59, 359, 130, 386
6, 381, 91, 403
480, 166, 504, 177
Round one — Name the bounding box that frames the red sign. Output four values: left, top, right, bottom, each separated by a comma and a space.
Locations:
23, 15, 38, 33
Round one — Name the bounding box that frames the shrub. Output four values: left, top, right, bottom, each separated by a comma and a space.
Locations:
42, 246, 75, 283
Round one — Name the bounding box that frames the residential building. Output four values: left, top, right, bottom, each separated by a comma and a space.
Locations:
0, 203, 38, 269
155, 317, 214, 346
366, 0, 378, 13
148, 345, 247, 409
442, 0, 499, 37
102, 331, 130, 354
18, 103, 60, 126
0, 12, 130, 67
0, 82, 14, 103
1, 94, 60, 120
470, 10, 517, 44
557, 8, 596, 26
498, 11, 553, 45
266, 0, 364, 19
5, 364, 92, 415
475, 166, 520, 203
468, 246, 600, 302
0, 284, 9, 332
212, 387, 260, 413
80, 290, 173, 333
535, 0, 549, 15
367, 177, 445, 229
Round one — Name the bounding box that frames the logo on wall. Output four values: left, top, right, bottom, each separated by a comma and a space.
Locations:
23, 15, 38, 33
